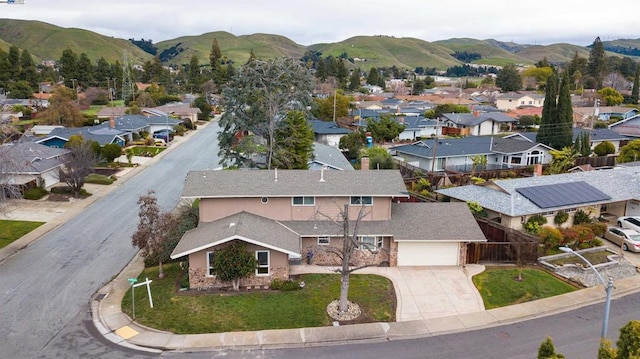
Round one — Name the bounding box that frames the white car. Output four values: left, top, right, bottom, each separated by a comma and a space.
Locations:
617, 216, 640, 233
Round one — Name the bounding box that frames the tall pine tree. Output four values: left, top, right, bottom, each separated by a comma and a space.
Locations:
631, 63, 639, 104
537, 73, 558, 147
587, 37, 606, 90
556, 72, 574, 149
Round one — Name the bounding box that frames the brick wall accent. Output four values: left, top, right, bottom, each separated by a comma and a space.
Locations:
189, 266, 289, 290
304, 244, 390, 267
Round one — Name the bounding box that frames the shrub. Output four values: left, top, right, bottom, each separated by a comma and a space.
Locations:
573, 209, 592, 225
538, 226, 563, 252
173, 124, 187, 136
584, 222, 607, 238
270, 278, 302, 291
466, 201, 487, 217
23, 187, 48, 200
101, 143, 123, 162
593, 141, 615, 156
85, 173, 114, 185
554, 211, 569, 226
525, 214, 548, 234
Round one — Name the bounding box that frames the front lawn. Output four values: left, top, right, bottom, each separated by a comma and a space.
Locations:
126, 146, 166, 157
545, 250, 612, 267
472, 267, 578, 309
122, 263, 395, 334
0, 220, 45, 249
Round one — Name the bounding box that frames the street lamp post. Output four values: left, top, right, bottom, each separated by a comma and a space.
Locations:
559, 246, 614, 339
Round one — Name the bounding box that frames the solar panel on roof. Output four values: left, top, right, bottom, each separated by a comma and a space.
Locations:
515, 181, 611, 209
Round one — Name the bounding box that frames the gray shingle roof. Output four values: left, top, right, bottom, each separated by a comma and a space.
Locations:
437, 167, 640, 216
2, 142, 69, 174
171, 211, 301, 258
310, 142, 354, 171
182, 169, 409, 198
281, 202, 486, 242
441, 112, 516, 126
309, 120, 351, 135
391, 135, 547, 158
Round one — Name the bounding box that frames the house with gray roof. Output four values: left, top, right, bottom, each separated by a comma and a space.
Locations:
171, 169, 486, 290
0, 142, 69, 190
436, 166, 640, 231
309, 142, 353, 171
37, 124, 127, 148
504, 128, 631, 154
390, 135, 553, 172
397, 116, 442, 141
440, 111, 518, 136
608, 112, 640, 138
308, 120, 351, 147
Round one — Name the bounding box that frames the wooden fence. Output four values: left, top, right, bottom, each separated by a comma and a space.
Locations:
467, 218, 540, 264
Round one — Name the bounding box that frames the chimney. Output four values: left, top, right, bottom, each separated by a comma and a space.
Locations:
361, 156, 370, 171
109, 116, 115, 129
533, 163, 543, 177
473, 110, 479, 117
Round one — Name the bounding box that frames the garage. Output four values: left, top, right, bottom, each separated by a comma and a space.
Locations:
397, 241, 460, 266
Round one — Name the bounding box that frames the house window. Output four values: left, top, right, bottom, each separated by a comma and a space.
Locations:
292, 196, 315, 206
206, 251, 215, 277
350, 196, 373, 206
564, 208, 577, 213
359, 236, 383, 250
317, 236, 330, 245
256, 250, 269, 276
510, 157, 522, 165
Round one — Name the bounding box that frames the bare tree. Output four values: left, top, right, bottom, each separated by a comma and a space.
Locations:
315, 204, 381, 313
0, 145, 23, 212
604, 72, 631, 92
59, 137, 99, 197
131, 190, 175, 279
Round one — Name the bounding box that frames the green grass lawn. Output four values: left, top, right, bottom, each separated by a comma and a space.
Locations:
472, 267, 578, 309
122, 263, 395, 334
127, 146, 166, 157
0, 220, 45, 249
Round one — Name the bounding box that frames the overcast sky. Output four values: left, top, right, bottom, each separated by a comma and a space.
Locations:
2, 0, 637, 46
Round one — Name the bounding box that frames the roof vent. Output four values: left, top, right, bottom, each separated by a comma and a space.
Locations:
229, 222, 236, 228
274, 168, 278, 182
320, 167, 325, 182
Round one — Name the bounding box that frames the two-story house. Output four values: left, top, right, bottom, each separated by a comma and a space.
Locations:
170, 169, 486, 290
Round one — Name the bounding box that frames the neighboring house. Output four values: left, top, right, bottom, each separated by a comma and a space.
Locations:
96, 106, 128, 120
308, 120, 351, 147
495, 92, 545, 111
440, 111, 517, 136
390, 135, 553, 172
37, 123, 127, 148
437, 166, 640, 231
30, 125, 64, 136
0, 142, 69, 189
170, 170, 486, 290
309, 142, 354, 171
155, 103, 201, 123
504, 128, 631, 154
609, 113, 640, 138
397, 117, 442, 141
114, 114, 181, 136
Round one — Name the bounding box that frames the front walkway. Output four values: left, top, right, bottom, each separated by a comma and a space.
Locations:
289, 264, 486, 322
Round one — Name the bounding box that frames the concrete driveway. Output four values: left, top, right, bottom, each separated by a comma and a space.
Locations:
290, 264, 486, 322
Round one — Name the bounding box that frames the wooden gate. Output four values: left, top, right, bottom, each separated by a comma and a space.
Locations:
467, 218, 540, 264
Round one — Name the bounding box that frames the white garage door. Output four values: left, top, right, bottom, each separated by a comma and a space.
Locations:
397, 242, 459, 266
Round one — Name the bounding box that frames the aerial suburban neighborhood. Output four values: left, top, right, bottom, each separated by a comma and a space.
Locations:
2, 10, 640, 358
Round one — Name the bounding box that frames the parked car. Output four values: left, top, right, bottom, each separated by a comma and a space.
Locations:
603, 227, 640, 252
153, 129, 174, 142
617, 216, 640, 232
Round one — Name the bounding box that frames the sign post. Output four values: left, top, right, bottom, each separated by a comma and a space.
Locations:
127, 278, 138, 319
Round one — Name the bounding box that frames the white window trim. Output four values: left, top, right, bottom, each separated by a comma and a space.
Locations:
359, 236, 383, 250
317, 236, 330, 246
292, 196, 315, 206
350, 196, 373, 206
206, 251, 215, 277
255, 250, 270, 276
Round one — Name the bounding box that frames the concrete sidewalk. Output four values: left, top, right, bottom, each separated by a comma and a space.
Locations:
92, 252, 640, 352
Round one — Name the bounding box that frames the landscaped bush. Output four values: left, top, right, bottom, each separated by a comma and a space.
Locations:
173, 124, 187, 136
584, 222, 607, 238
538, 226, 563, 252
466, 201, 487, 217
594, 141, 615, 156
524, 214, 548, 234
85, 173, 114, 185
50, 186, 90, 196
101, 143, 122, 162
554, 211, 569, 226
270, 278, 303, 291
23, 187, 48, 200
573, 209, 592, 225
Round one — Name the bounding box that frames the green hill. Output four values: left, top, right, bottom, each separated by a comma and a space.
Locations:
0, 19, 152, 64
308, 36, 461, 69
433, 38, 532, 66
155, 32, 307, 65
601, 38, 640, 57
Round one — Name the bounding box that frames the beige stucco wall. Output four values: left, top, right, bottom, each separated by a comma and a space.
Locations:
199, 196, 392, 222
188, 240, 289, 290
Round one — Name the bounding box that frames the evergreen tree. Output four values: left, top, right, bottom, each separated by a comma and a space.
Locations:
537, 73, 558, 148
59, 48, 78, 88
315, 57, 327, 82
94, 57, 111, 89
7, 46, 20, 81
188, 54, 201, 90
567, 51, 587, 90
336, 59, 349, 89
631, 63, 639, 104
367, 67, 379, 86
496, 63, 523, 92
19, 49, 37, 88
209, 38, 225, 91
348, 68, 361, 91
556, 72, 574, 149
272, 111, 314, 169
588, 37, 607, 90
76, 52, 94, 88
